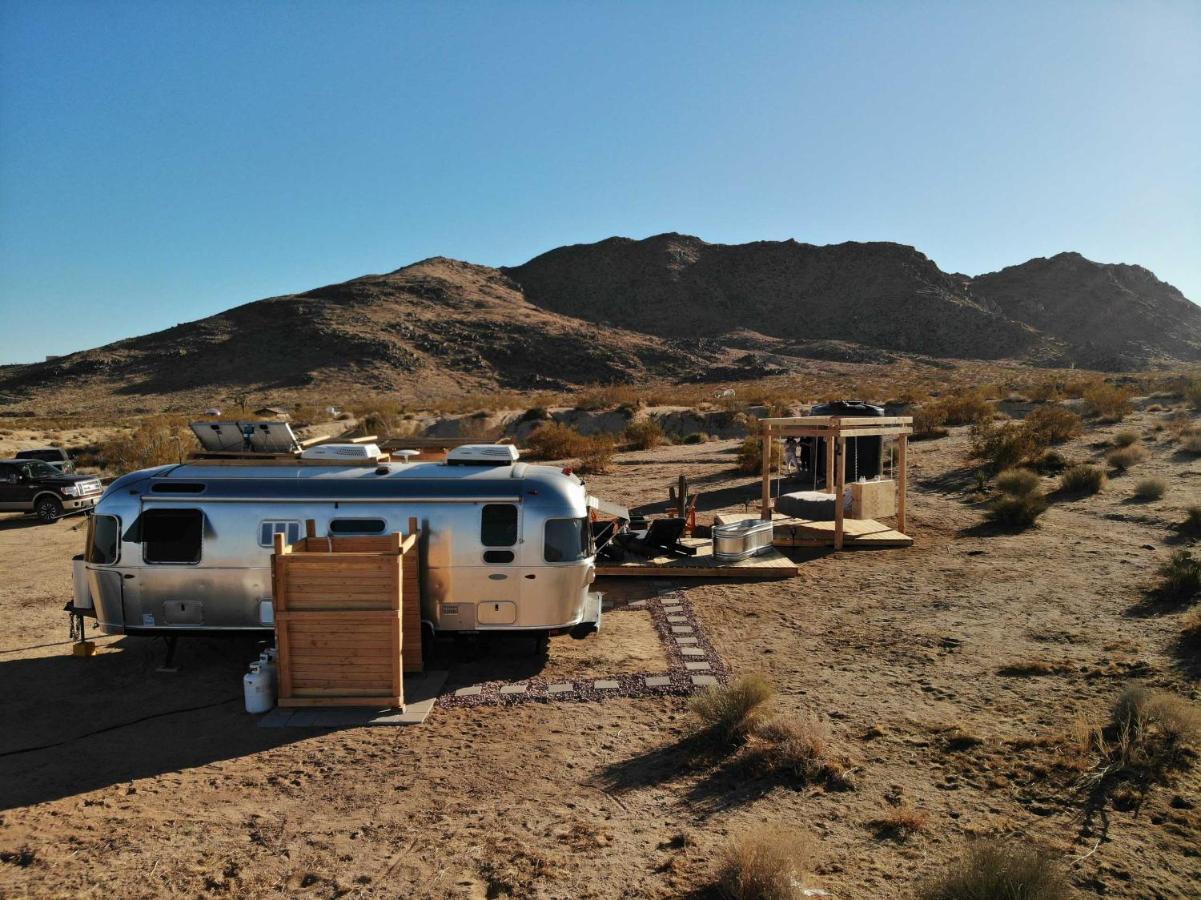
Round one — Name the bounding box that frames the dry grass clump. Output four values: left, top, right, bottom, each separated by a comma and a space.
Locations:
1133, 477, 1167, 500
1179, 428, 1201, 455
681, 432, 709, 444
869, 804, 929, 840
1184, 377, 1201, 411
736, 432, 782, 474
1024, 405, 1083, 444
1179, 505, 1201, 536
1083, 382, 1134, 422
575, 435, 615, 474
93, 416, 192, 473
689, 675, 776, 746
986, 467, 1047, 529
1154, 550, 1201, 602
917, 839, 1072, 900
524, 422, 587, 459
715, 825, 816, 900
748, 717, 852, 789
1059, 464, 1106, 495
1112, 429, 1140, 447
971, 421, 1040, 472
995, 467, 1041, 497
624, 418, 664, 450
1181, 607, 1201, 649
1106, 685, 1201, 770
1105, 444, 1146, 472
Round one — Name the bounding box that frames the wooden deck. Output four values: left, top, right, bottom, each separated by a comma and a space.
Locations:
715, 512, 913, 549
595, 538, 799, 579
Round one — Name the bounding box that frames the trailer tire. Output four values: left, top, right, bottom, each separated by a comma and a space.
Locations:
34, 495, 63, 524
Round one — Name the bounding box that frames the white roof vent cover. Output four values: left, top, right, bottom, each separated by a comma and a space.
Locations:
446, 444, 520, 465
300, 443, 381, 460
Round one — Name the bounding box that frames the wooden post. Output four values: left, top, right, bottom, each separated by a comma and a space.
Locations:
305, 518, 317, 539
897, 433, 908, 536
824, 433, 835, 492
407, 516, 419, 538
760, 421, 772, 520
834, 435, 847, 551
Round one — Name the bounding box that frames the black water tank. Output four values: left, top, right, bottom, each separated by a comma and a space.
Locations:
810, 400, 885, 485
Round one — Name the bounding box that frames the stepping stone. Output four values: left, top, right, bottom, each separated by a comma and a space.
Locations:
594, 680, 620, 690
454, 685, 483, 697
661, 604, 683, 612
547, 683, 574, 695
685, 661, 712, 672
628, 600, 648, 608
675, 636, 698, 645
666, 615, 688, 624
645, 676, 672, 687
671, 625, 694, 634
680, 647, 705, 656
499, 684, 528, 695
691, 675, 718, 686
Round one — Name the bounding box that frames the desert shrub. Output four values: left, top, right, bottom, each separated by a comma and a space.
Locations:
95, 416, 192, 473
1112, 429, 1139, 447
995, 467, 1041, 497
971, 421, 1041, 473
1182, 608, 1201, 649
939, 391, 994, 426
1180, 505, 1201, 536
1024, 405, 1083, 444
917, 839, 1071, 900
911, 403, 948, 435
681, 432, 709, 445
869, 804, 928, 840
1155, 550, 1201, 602
1179, 428, 1201, 455
986, 493, 1049, 530
1028, 380, 1064, 403
524, 422, 587, 460
1184, 377, 1201, 411
519, 406, 549, 423
715, 825, 815, 900
748, 717, 850, 789
689, 675, 775, 746
1106, 685, 1201, 770
1032, 449, 1069, 474
736, 433, 782, 474
1060, 464, 1106, 495
1133, 477, 1167, 500
624, 418, 664, 450
1105, 444, 1146, 472
575, 435, 615, 475
1084, 383, 1133, 422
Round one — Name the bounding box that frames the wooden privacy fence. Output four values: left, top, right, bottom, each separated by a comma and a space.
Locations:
272, 518, 421, 709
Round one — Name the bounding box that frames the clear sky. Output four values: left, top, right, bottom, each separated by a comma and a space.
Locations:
1, 1, 1198, 364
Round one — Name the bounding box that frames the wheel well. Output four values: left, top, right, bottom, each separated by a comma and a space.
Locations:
32, 491, 64, 508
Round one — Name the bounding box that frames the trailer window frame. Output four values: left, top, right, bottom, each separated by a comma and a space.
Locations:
86, 514, 121, 565
544, 516, 591, 564
141, 508, 204, 565
480, 504, 518, 548
259, 520, 302, 548
329, 518, 387, 536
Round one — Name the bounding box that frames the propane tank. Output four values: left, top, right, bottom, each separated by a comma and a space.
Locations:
243, 662, 273, 714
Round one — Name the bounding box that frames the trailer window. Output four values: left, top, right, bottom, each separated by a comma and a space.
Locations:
142, 509, 203, 564
259, 520, 302, 547
329, 518, 386, 535
87, 515, 120, 565
480, 504, 518, 547
544, 517, 590, 563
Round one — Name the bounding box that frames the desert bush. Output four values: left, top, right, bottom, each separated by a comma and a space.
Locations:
689, 675, 775, 746
917, 839, 1071, 900
519, 406, 549, 423
1113, 429, 1139, 447
95, 417, 192, 473
995, 467, 1041, 497
1024, 405, 1083, 444
911, 403, 948, 436
1106, 684, 1201, 770
681, 432, 709, 445
1179, 428, 1201, 455
748, 717, 850, 789
1105, 444, 1146, 472
1084, 383, 1133, 422
970, 421, 1041, 472
1182, 608, 1201, 649
624, 418, 664, 450
524, 422, 588, 460
1184, 377, 1201, 411
1133, 477, 1167, 500
939, 391, 994, 426
869, 804, 928, 840
1028, 380, 1064, 403
715, 825, 815, 900
1060, 464, 1106, 495
1155, 550, 1201, 602
1180, 505, 1201, 536
736, 433, 782, 474
1032, 449, 1069, 474
575, 435, 616, 475
986, 492, 1049, 530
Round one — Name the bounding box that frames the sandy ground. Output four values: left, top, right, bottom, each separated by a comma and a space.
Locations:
1, 408, 1199, 897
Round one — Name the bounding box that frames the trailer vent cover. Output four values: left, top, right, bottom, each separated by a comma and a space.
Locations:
300, 443, 381, 460
446, 444, 520, 466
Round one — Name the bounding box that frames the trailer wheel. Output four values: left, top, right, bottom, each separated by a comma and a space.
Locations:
34, 496, 63, 524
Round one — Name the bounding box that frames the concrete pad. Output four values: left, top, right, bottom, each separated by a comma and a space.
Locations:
671, 625, 694, 634
499, 683, 528, 695
645, 676, 672, 687
685, 661, 712, 671
594, 680, 620, 690
260, 671, 448, 728
547, 682, 574, 694
259, 707, 294, 727
680, 647, 705, 656
691, 675, 718, 686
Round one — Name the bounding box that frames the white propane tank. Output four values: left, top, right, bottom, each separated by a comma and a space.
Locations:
243, 663, 273, 714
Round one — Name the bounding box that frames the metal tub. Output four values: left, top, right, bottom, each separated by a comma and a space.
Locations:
712, 519, 775, 561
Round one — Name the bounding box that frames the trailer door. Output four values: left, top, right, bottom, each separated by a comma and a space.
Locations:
474, 502, 521, 625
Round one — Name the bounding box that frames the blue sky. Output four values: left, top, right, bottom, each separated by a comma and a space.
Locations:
1, 1, 1198, 364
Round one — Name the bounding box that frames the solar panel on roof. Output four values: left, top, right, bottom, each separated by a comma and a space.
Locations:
244, 421, 300, 453
190, 422, 247, 452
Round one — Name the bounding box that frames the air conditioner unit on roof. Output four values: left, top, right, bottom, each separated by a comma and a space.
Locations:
446, 444, 520, 466
300, 443, 382, 460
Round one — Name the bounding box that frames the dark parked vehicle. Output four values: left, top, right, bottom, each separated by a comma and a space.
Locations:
0, 459, 103, 522
15, 447, 76, 473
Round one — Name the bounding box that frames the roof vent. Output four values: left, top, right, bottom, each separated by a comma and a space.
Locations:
446, 444, 520, 466
300, 443, 382, 461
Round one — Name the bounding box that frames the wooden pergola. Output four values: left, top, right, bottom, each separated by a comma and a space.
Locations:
759, 416, 914, 550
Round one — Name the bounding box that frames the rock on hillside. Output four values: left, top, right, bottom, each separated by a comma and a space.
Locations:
970, 252, 1201, 369
504, 233, 1046, 361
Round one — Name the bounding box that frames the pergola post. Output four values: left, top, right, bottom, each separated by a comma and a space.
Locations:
824, 434, 835, 491
897, 433, 908, 535
833, 435, 847, 550
760, 420, 773, 520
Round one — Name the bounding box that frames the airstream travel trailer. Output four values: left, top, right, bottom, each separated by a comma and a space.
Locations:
71, 444, 603, 651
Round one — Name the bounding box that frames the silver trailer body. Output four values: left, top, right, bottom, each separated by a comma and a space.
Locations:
74, 458, 600, 637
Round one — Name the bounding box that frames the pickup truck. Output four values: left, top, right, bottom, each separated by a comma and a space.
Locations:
0, 459, 103, 522
15, 447, 77, 473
